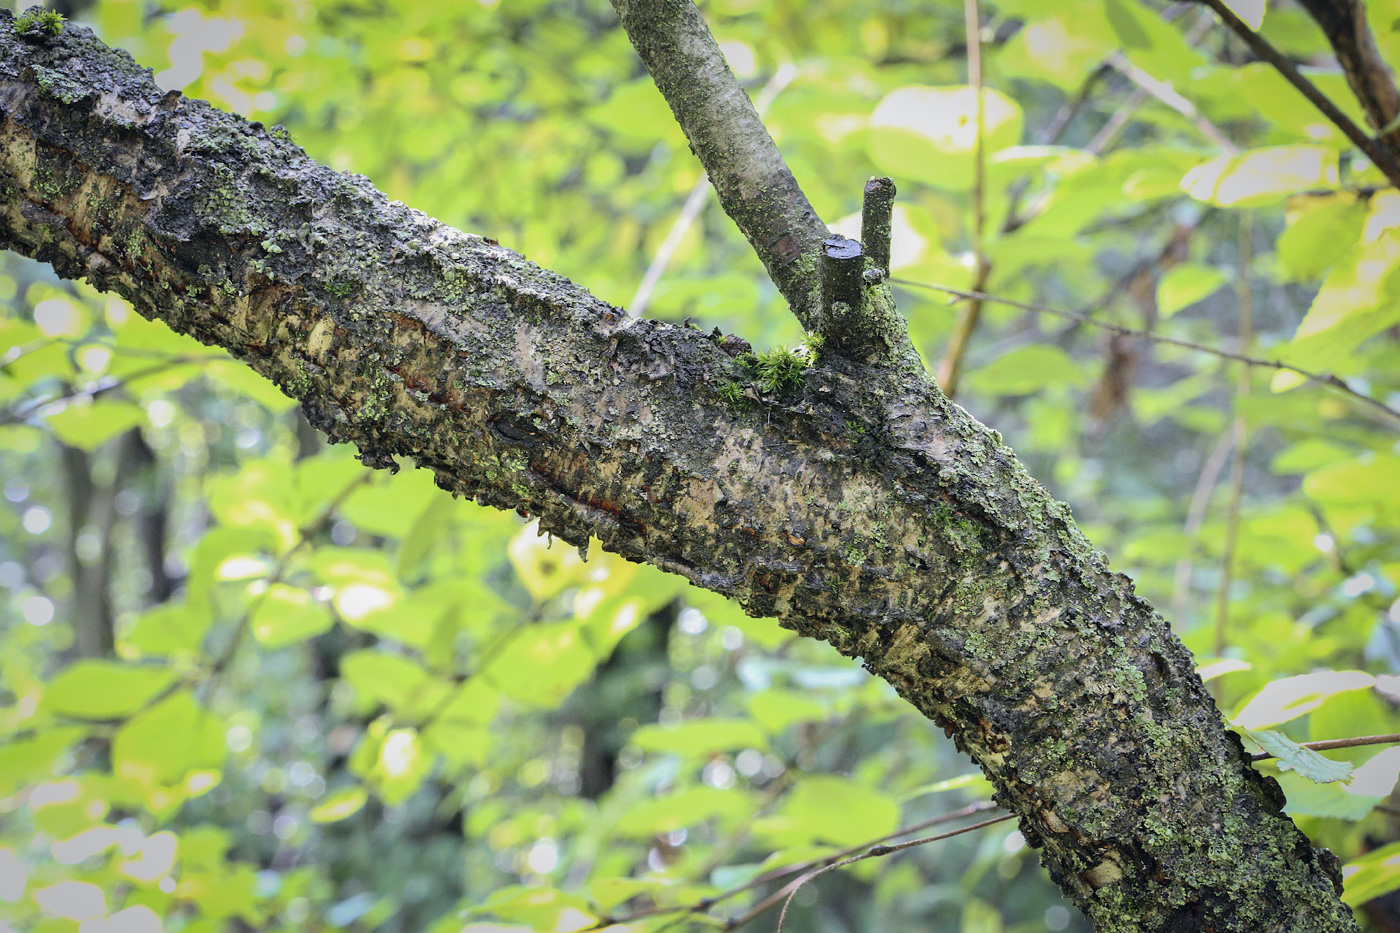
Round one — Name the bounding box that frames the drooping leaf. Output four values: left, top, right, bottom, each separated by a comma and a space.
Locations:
1242, 728, 1353, 783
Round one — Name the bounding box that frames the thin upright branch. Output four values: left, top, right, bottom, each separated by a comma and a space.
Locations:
936, 0, 988, 397
609, 0, 829, 326
893, 279, 1400, 427
1194, 0, 1400, 188
1213, 214, 1254, 660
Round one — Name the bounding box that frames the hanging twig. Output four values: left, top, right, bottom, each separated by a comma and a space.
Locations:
1105, 52, 1240, 153
893, 278, 1400, 427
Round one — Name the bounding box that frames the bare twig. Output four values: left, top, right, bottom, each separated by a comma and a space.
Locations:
772, 815, 1015, 932
1193, 0, 1400, 188
894, 278, 1400, 427
1172, 426, 1238, 623
1213, 214, 1253, 661
609, 0, 828, 325
1106, 52, 1239, 153
584, 801, 1002, 931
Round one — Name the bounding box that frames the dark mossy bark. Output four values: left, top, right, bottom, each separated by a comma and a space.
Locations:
0, 14, 1357, 932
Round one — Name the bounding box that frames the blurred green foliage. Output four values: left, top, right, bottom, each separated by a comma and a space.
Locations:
2, 0, 1400, 931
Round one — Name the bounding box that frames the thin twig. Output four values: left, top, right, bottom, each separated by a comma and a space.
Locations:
1252, 732, 1400, 761
1171, 426, 1238, 623
1105, 52, 1239, 153
772, 815, 1015, 932
1194, 0, 1400, 188
1213, 214, 1253, 660
893, 278, 1400, 427
0, 357, 200, 426
585, 800, 1001, 930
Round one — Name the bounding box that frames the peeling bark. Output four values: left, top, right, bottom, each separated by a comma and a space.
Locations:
0, 15, 1358, 932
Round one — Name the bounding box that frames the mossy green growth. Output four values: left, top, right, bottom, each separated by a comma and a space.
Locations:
743, 333, 822, 394
16, 8, 64, 37
716, 380, 748, 409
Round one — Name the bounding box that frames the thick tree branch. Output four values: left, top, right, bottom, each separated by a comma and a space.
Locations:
0, 16, 1357, 932
1295, 0, 1400, 150
607, 1, 828, 325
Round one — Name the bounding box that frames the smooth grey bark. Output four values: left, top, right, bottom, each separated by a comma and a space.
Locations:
0, 14, 1357, 933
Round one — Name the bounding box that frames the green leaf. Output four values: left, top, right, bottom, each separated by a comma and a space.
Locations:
0, 727, 86, 798
42, 661, 177, 719
349, 719, 432, 806
45, 400, 145, 450
310, 786, 368, 823
632, 718, 768, 756
745, 689, 827, 735
1272, 209, 1400, 382
760, 776, 900, 847
112, 691, 226, 789
123, 601, 211, 657
965, 345, 1089, 396
1233, 670, 1375, 728
1304, 455, 1400, 509
492, 622, 596, 707
1277, 198, 1367, 282
1157, 263, 1227, 317
250, 584, 334, 647
1181, 146, 1338, 207
340, 466, 439, 538
341, 649, 443, 714
1342, 840, 1400, 905
613, 785, 754, 835
205, 460, 300, 551
868, 85, 1023, 191
1243, 728, 1353, 783
607, 778, 750, 829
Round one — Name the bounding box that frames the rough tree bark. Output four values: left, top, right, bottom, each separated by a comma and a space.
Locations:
0, 11, 1358, 933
